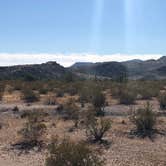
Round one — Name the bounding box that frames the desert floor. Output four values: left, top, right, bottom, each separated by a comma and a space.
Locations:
0, 91, 165, 166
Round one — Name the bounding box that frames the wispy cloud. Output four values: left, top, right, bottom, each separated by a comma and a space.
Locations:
0, 53, 163, 67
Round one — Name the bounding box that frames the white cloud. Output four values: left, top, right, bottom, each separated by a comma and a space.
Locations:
0, 53, 163, 67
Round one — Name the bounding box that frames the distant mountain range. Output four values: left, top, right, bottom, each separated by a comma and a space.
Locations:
122, 56, 166, 79
0, 56, 166, 80
70, 56, 166, 80
70, 62, 127, 80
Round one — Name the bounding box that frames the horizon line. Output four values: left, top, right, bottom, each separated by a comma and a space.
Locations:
0, 53, 163, 67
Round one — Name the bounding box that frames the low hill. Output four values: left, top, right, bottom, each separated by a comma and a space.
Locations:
0, 61, 67, 80
70, 62, 127, 80
122, 56, 166, 79
70, 56, 166, 80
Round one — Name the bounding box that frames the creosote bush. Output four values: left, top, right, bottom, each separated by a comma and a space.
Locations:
110, 82, 123, 98
18, 110, 46, 149
0, 92, 3, 101
130, 102, 157, 137
0, 82, 5, 101
119, 88, 136, 105
91, 90, 106, 116
22, 89, 39, 103
79, 83, 94, 104
158, 92, 166, 110
56, 89, 64, 97
39, 88, 48, 94
65, 86, 78, 96
137, 83, 160, 100
78, 81, 103, 104
86, 116, 111, 143
46, 137, 103, 166
43, 95, 57, 105
12, 106, 19, 113
63, 99, 80, 128
139, 88, 154, 100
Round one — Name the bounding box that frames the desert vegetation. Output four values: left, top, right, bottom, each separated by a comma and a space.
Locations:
158, 92, 166, 110
86, 116, 111, 143
46, 137, 104, 166
0, 79, 165, 166
22, 88, 39, 103
130, 102, 157, 138
16, 110, 47, 150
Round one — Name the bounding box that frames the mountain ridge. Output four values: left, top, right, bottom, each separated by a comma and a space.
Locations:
0, 61, 67, 80
70, 56, 166, 80
0, 56, 166, 80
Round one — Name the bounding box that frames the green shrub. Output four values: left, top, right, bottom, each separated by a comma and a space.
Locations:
158, 92, 166, 110
39, 88, 48, 94
0, 82, 5, 94
64, 85, 78, 96
130, 102, 157, 137
0, 82, 5, 101
79, 89, 90, 105
92, 91, 105, 108
79, 81, 101, 103
0, 92, 3, 101
64, 72, 74, 82
46, 138, 103, 166
110, 83, 123, 98
23, 74, 36, 82
5, 84, 14, 93
79, 87, 92, 103
56, 89, 64, 97
22, 89, 39, 103
12, 80, 23, 90
139, 88, 154, 100
43, 95, 57, 105
86, 117, 111, 143
63, 99, 80, 128
19, 111, 46, 146
12, 106, 19, 113
137, 83, 160, 99
91, 90, 106, 116
119, 89, 136, 105
82, 106, 95, 124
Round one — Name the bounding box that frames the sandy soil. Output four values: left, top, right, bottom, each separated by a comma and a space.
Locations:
0, 91, 165, 166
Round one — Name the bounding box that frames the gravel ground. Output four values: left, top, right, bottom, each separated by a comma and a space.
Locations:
0, 99, 165, 166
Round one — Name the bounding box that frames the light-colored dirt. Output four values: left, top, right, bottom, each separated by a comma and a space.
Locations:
0, 92, 165, 166
104, 117, 166, 166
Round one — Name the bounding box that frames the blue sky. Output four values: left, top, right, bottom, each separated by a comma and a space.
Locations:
0, 0, 165, 66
